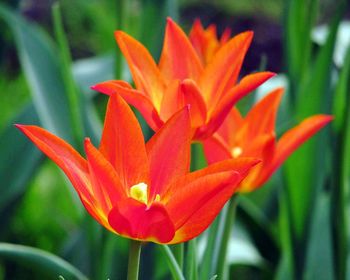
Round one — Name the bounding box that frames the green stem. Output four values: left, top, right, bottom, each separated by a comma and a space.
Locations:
172, 244, 184, 271
161, 245, 185, 280
127, 240, 142, 280
216, 196, 239, 279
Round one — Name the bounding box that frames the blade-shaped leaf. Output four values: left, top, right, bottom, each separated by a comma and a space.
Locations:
0, 4, 74, 143
0, 103, 43, 221
0, 242, 88, 280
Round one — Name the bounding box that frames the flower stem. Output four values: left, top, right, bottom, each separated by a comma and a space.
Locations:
127, 240, 142, 280
216, 195, 239, 279
161, 245, 185, 280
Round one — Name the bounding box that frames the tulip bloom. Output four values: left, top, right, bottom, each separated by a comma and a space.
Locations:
203, 88, 333, 192
92, 18, 274, 140
189, 18, 231, 65
17, 94, 259, 244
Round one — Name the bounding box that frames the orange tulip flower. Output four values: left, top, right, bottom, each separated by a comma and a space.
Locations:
16, 94, 259, 244
189, 18, 231, 65
203, 88, 333, 192
92, 18, 274, 140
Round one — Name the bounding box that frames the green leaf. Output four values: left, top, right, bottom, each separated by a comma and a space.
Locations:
52, 3, 84, 147
284, 2, 344, 239
0, 4, 75, 143
0, 103, 43, 228
0, 243, 88, 280
160, 245, 185, 280
304, 194, 335, 280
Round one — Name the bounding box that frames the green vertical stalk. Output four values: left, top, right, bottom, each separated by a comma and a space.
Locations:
172, 244, 184, 271
127, 240, 142, 280
186, 239, 198, 280
115, 0, 128, 79
216, 196, 239, 280
52, 3, 84, 150
161, 245, 185, 280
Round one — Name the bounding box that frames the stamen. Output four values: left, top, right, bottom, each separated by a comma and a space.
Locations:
130, 182, 148, 204
231, 147, 243, 158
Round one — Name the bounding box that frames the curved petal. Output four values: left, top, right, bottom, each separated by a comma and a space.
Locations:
264, 115, 333, 182
244, 88, 284, 138
146, 106, 192, 201
114, 31, 164, 108
197, 72, 275, 140
159, 79, 181, 122
162, 157, 261, 202
85, 138, 126, 212
92, 80, 163, 131
159, 18, 203, 83
108, 199, 175, 243
215, 107, 243, 146
199, 31, 253, 106
203, 135, 231, 164
159, 79, 207, 128
166, 171, 242, 243
99, 94, 150, 189
15, 125, 92, 202
180, 79, 207, 128
189, 19, 219, 64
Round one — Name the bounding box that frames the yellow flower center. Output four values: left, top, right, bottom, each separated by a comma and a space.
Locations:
130, 182, 148, 204
231, 146, 243, 158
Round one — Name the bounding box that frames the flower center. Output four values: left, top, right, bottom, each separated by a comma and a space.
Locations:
231, 146, 243, 158
130, 182, 148, 204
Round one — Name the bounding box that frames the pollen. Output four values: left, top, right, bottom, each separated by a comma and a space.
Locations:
231, 146, 243, 158
130, 182, 148, 204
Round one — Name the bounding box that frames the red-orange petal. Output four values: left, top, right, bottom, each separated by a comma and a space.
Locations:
159, 18, 203, 83
146, 106, 192, 201
162, 157, 261, 202
166, 171, 242, 243
85, 138, 126, 212
114, 31, 164, 107
92, 81, 163, 131
203, 135, 231, 164
180, 79, 207, 128
108, 198, 175, 243
199, 31, 253, 106
15, 125, 92, 202
99, 94, 150, 189
214, 107, 243, 146
263, 115, 333, 184
243, 88, 284, 139
198, 72, 275, 140
159, 79, 207, 128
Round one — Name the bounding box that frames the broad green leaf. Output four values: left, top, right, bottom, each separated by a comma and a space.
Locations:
284, 3, 343, 239
0, 243, 88, 280
304, 194, 334, 280
331, 46, 350, 280
0, 103, 43, 224
52, 3, 84, 147
0, 4, 74, 143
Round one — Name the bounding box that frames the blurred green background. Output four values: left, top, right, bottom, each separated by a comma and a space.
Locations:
0, 0, 349, 279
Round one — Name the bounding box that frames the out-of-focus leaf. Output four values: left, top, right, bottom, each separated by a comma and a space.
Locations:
73, 54, 115, 97
226, 222, 264, 267
333, 46, 350, 132
283, 0, 318, 95
52, 3, 84, 146
304, 194, 334, 280
284, 3, 343, 239
0, 103, 43, 228
312, 21, 350, 67
0, 243, 88, 280
0, 4, 74, 143
332, 46, 350, 280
